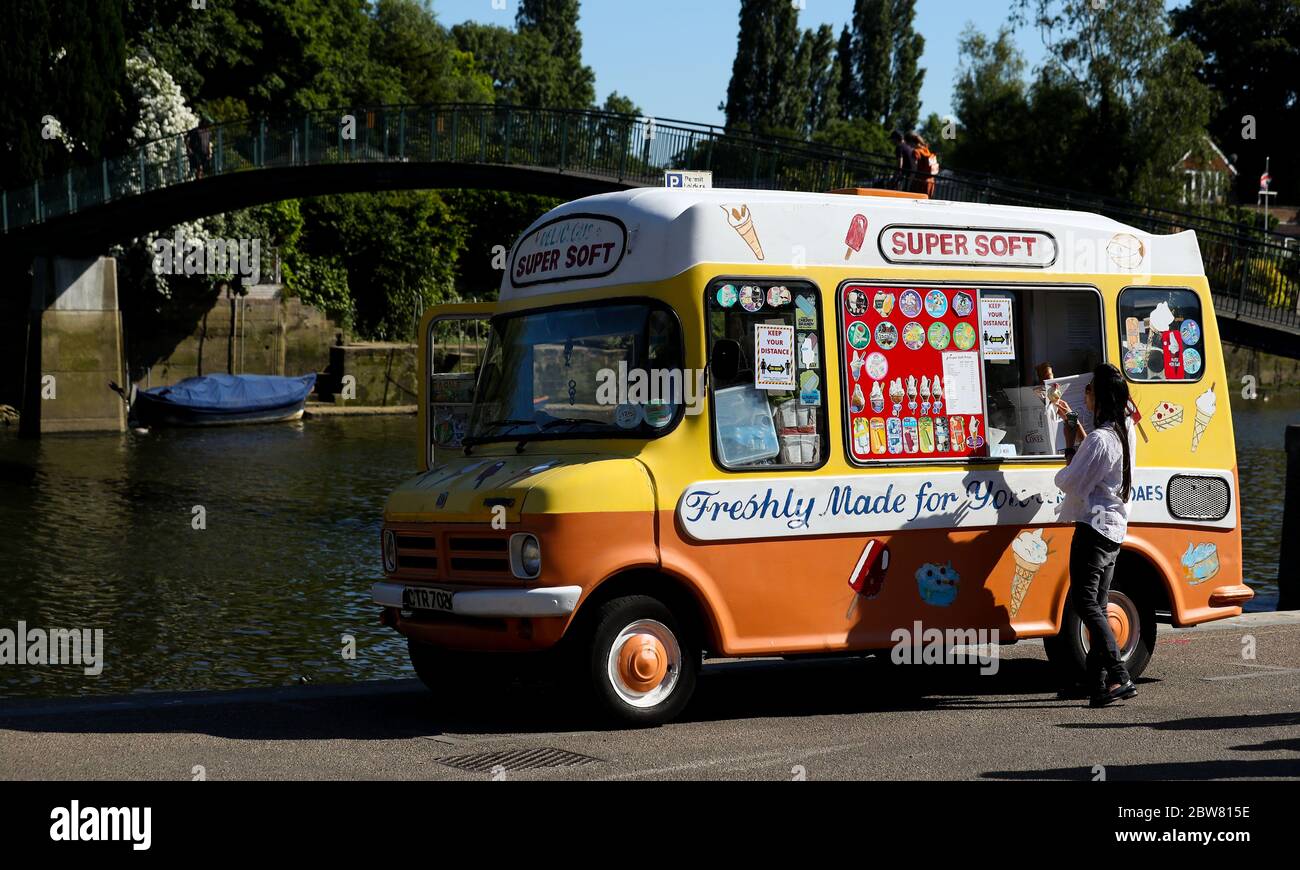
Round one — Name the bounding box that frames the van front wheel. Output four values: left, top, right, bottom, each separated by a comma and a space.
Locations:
583, 595, 698, 726
1044, 586, 1156, 685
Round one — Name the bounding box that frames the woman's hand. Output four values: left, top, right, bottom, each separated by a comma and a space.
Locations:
1054, 398, 1086, 446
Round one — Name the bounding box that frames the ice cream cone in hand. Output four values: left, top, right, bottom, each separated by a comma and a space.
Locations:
722, 205, 764, 260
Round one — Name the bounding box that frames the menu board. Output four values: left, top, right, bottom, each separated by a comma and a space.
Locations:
842, 285, 987, 462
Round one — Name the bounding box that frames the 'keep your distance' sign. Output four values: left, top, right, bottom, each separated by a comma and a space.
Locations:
510, 213, 627, 288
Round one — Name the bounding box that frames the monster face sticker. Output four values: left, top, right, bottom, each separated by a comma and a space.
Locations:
916, 561, 960, 607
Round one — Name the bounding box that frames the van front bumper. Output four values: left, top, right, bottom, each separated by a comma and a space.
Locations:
371, 582, 582, 618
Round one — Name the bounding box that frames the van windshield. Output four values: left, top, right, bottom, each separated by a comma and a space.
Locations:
466, 302, 684, 444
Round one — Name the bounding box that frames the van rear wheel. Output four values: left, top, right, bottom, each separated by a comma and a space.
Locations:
1044, 585, 1156, 685
581, 595, 698, 726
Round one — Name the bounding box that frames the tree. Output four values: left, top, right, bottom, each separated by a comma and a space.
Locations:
722, 0, 804, 132
849, 0, 892, 124
835, 25, 856, 125
514, 0, 596, 107
0, 0, 130, 190
602, 92, 641, 116
369, 0, 494, 104
804, 24, 841, 134
1011, 0, 1215, 202
888, 0, 925, 131
1173, 0, 1300, 202
842, 0, 924, 130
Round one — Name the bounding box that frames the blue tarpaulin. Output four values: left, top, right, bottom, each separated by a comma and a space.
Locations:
142, 373, 316, 413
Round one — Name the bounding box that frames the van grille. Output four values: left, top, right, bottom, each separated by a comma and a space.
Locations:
1167, 475, 1231, 521
385, 527, 513, 582
394, 533, 438, 576
447, 535, 510, 576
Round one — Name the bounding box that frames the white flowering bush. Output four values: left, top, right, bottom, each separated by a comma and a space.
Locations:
126, 53, 200, 191
123, 52, 205, 298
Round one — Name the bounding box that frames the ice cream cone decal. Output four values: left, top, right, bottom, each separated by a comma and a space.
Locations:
1009, 528, 1050, 617
1191, 383, 1216, 453
722, 204, 764, 260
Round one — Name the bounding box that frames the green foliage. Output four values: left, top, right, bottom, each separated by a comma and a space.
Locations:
0, 0, 130, 189
601, 92, 641, 116
812, 119, 893, 159
1173, 0, 1300, 202
840, 0, 924, 130
442, 190, 562, 301
289, 254, 355, 328
953, 3, 1216, 206
451, 1, 596, 109
723, 0, 803, 132
299, 191, 465, 340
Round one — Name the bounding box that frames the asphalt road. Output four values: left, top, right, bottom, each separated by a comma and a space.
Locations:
2, 613, 1298, 781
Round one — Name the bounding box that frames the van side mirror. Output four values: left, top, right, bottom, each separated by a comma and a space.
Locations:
710, 339, 740, 385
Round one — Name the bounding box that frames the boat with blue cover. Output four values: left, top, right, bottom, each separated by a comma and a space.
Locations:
130, 373, 317, 426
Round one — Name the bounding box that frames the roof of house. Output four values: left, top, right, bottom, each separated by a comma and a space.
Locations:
499, 187, 1204, 302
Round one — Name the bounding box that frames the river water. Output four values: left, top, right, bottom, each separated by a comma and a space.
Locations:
0, 398, 1292, 698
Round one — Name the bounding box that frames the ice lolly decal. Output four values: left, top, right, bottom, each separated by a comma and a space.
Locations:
722, 204, 764, 260
844, 214, 868, 260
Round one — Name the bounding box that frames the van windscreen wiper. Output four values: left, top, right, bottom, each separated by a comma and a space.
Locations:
463, 418, 537, 453
514, 417, 613, 452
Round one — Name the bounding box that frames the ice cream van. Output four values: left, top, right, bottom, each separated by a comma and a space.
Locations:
372, 187, 1251, 724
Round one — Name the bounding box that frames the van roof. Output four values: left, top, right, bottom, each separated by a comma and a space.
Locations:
499, 187, 1204, 301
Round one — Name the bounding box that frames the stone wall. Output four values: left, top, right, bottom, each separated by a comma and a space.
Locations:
135, 288, 339, 389
317, 343, 419, 406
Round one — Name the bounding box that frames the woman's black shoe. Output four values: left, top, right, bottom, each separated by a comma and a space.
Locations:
1089, 680, 1138, 707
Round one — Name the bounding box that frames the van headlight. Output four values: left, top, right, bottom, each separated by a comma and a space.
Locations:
382, 529, 398, 573
509, 533, 542, 580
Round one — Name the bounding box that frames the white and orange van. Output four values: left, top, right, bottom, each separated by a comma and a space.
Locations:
372, 188, 1251, 724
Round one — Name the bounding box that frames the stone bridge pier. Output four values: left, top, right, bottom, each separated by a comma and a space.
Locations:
20, 256, 127, 436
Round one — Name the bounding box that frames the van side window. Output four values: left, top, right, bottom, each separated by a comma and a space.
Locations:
979, 287, 1104, 458
707, 280, 827, 469
1117, 288, 1205, 383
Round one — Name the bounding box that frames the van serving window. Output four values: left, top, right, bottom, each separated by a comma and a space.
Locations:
1117, 287, 1205, 383
707, 279, 828, 470
838, 283, 1104, 462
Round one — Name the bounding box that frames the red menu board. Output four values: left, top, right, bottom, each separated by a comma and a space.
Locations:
841, 285, 987, 462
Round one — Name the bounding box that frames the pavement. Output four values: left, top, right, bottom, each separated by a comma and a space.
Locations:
2, 613, 1297, 781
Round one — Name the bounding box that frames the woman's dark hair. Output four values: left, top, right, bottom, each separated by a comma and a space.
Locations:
1090, 363, 1132, 501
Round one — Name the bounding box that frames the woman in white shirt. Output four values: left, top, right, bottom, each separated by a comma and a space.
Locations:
1053, 363, 1138, 707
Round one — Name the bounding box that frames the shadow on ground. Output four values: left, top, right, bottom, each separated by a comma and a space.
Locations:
0, 655, 1083, 741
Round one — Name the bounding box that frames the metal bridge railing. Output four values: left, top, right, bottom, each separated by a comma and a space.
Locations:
3, 103, 1297, 329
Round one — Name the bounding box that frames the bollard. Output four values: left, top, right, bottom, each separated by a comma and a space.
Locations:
1279, 425, 1300, 610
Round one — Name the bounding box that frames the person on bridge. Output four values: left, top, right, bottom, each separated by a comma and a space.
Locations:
906, 132, 939, 197
1053, 363, 1140, 707
890, 130, 916, 192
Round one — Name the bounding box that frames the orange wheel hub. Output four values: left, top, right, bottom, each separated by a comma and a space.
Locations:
617, 634, 668, 692
1106, 602, 1131, 648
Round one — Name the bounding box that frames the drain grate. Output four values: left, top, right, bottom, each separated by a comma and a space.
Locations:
436, 747, 602, 773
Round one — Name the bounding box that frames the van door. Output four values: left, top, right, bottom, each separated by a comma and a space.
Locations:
419, 303, 496, 471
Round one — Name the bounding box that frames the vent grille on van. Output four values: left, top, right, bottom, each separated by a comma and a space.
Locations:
1167, 475, 1230, 521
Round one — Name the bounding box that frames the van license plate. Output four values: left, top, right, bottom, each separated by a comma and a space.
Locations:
403, 586, 455, 613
